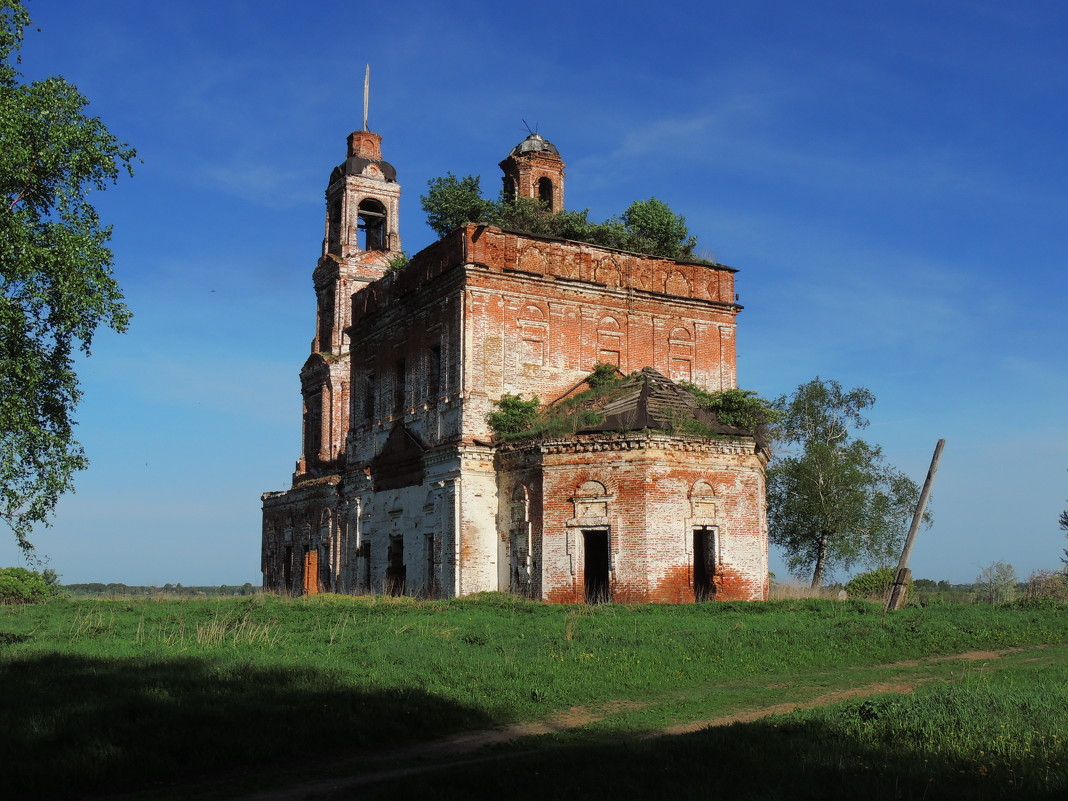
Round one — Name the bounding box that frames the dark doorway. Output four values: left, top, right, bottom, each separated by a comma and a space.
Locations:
694, 527, 716, 601
283, 545, 293, 592
386, 536, 405, 596
425, 533, 436, 598
583, 529, 610, 604
360, 542, 371, 593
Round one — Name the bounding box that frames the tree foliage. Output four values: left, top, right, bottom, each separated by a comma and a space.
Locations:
585, 362, 620, 390
486, 393, 540, 437
682, 384, 779, 435
419, 172, 492, 238
845, 565, 896, 599
0, 565, 60, 603
976, 561, 1018, 604
1024, 569, 1068, 602
767, 378, 922, 587
420, 174, 702, 260
1, 1, 135, 552
620, 197, 697, 260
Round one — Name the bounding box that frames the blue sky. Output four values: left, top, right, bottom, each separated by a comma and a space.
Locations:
4, 0, 1066, 586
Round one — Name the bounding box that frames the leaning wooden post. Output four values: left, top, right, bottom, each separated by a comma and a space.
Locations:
885, 439, 945, 612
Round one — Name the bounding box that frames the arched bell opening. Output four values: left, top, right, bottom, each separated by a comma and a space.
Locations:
537, 177, 554, 209
357, 198, 388, 251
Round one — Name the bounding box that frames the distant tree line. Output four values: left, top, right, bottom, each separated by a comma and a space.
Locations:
838, 561, 1068, 606
62, 582, 259, 598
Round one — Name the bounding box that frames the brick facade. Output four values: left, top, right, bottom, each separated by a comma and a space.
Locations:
261, 129, 769, 602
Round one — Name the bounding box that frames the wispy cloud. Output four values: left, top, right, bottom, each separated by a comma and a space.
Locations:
198, 162, 320, 209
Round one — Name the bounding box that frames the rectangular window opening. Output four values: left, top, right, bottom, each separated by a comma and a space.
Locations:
428, 345, 442, 398
364, 373, 376, 421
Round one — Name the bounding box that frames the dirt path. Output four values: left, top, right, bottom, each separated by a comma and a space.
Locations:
225, 647, 1022, 801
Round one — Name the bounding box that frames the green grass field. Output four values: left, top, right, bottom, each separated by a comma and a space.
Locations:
2, 594, 1066, 799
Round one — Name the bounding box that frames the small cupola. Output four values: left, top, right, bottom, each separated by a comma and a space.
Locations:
499, 132, 565, 212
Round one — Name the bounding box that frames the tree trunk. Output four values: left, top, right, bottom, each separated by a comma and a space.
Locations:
810, 531, 830, 588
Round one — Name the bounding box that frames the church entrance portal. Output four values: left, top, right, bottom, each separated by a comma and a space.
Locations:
583, 529, 610, 604
386, 536, 405, 596
694, 526, 716, 601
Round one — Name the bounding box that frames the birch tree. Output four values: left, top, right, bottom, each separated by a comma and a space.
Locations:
767, 378, 922, 587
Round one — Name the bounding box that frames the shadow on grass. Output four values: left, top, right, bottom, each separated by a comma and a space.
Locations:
356, 717, 1068, 801
1, 652, 491, 800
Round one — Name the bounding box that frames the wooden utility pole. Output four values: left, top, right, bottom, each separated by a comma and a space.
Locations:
885, 439, 945, 611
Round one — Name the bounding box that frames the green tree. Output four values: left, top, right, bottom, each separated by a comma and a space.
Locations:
1, 1, 135, 553
767, 378, 922, 587
420, 172, 491, 237
620, 197, 697, 260
0, 565, 60, 603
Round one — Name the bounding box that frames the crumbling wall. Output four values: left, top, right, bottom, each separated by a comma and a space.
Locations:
498, 433, 767, 604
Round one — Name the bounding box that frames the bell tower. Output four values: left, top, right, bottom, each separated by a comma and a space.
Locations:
499, 132, 565, 212
298, 69, 401, 478
313, 67, 401, 357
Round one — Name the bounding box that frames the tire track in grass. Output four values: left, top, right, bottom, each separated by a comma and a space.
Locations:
226, 648, 1029, 801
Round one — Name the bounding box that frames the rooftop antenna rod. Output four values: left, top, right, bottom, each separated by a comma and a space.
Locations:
522, 119, 538, 136
362, 64, 370, 131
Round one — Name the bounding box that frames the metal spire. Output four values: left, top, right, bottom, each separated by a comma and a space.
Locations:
362, 65, 370, 131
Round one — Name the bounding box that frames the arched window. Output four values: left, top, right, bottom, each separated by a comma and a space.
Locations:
357, 198, 387, 251
538, 177, 554, 209
503, 176, 516, 203
327, 196, 342, 255
303, 389, 323, 461
317, 285, 334, 351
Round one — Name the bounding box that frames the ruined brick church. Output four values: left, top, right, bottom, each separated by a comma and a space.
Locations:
261, 122, 770, 602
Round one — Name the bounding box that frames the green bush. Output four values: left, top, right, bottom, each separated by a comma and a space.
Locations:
681, 385, 779, 432
486, 394, 540, 436
845, 566, 897, 599
0, 566, 61, 604
586, 363, 619, 390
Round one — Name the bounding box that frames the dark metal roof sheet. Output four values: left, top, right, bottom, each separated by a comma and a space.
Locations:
509, 133, 559, 157
329, 156, 398, 184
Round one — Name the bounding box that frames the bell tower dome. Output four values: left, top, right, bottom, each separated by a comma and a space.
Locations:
499, 132, 565, 212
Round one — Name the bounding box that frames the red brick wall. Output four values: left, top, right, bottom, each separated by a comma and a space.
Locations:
498, 434, 768, 604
